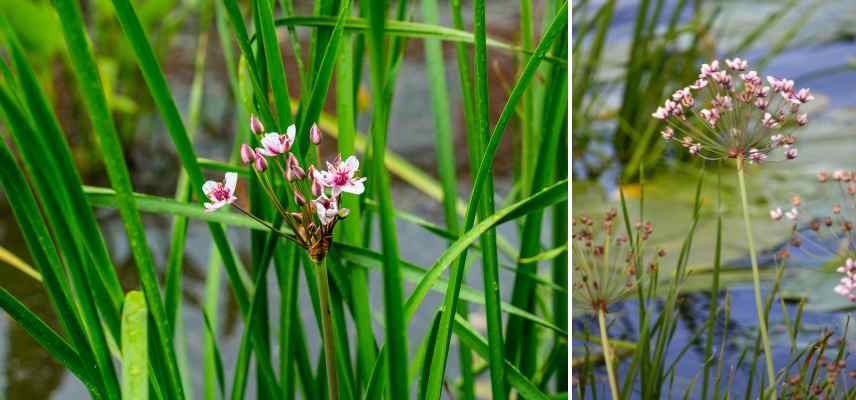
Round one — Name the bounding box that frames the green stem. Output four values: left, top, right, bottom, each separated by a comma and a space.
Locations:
314, 258, 340, 400
736, 156, 777, 399
597, 308, 619, 400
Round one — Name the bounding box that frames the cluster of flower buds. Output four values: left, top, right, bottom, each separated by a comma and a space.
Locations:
203, 115, 366, 262
653, 58, 811, 162
572, 209, 664, 313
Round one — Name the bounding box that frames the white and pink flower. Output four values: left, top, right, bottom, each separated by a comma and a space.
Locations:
316, 155, 367, 196
203, 172, 238, 212
725, 58, 747, 71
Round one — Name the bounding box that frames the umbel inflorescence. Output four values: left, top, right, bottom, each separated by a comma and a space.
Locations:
769, 170, 856, 302
653, 58, 813, 162
572, 209, 664, 313
202, 116, 366, 263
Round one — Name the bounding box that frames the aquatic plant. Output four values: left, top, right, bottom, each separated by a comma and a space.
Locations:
655, 58, 814, 398
204, 120, 366, 399
572, 208, 663, 398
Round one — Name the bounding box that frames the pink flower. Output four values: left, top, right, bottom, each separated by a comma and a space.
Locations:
710, 71, 732, 88
835, 259, 856, 301
789, 88, 815, 104
317, 155, 367, 196
770, 134, 783, 146
689, 78, 708, 89
767, 76, 794, 93
740, 70, 761, 85
652, 106, 669, 119
688, 143, 701, 155
313, 194, 339, 225
837, 258, 856, 273
203, 172, 238, 212
762, 112, 780, 129
785, 207, 798, 220
725, 58, 747, 71
747, 148, 766, 163
661, 127, 674, 140
713, 95, 732, 111
700, 108, 720, 126
770, 207, 783, 221
796, 113, 808, 126
259, 133, 286, 156
258, 125, 296, 156
699, 60, 719, 78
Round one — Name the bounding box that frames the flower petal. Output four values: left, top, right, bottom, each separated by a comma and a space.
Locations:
224, 172, 238, 193
343, 155, 359, 172
203, 180, 218, 196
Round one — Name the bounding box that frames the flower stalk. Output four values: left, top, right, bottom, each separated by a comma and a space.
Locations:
597, 307, 619, 400
314, 257, 339, 400
737, 155, 777, 398
200, 118, 366, 400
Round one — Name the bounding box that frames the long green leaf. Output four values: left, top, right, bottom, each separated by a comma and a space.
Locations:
0, 78, 118, 400
255, 0, 293, 128
365, 1, 408, 398
335, 27, 376, 392
359, 180, 568, 398
0, 288, 95, 394
272, 16, 567, 64
453, 316, 550, 400
0, 140, 102, 399
424, 3, 568, 399
107, 0, 249, 317
122, 291, 149, 400
504, 16, 568, 379
51, 1, 184, 397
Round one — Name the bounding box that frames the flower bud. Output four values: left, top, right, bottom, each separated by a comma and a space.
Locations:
786, 148, 798, 160
309, 166, 323, 196
337, 208, 350, 218
310, 123, 322, 145
286, 153, 306, 181
250, 114, 265, 134
294, 191, 306, 206
240, 144, 256, 165
254, 153, 268, 172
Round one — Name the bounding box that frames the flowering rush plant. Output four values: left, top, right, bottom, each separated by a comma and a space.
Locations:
653, 58, 812, 162
653, 57, 816, 396
201, 115, 366, 263
571, 209, 664, 313
769, 170, 856, 302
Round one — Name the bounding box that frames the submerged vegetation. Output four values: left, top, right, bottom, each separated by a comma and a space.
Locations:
0, 0, 568, 399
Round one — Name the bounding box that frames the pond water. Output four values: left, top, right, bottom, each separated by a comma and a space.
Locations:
573, 0, 856, 397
